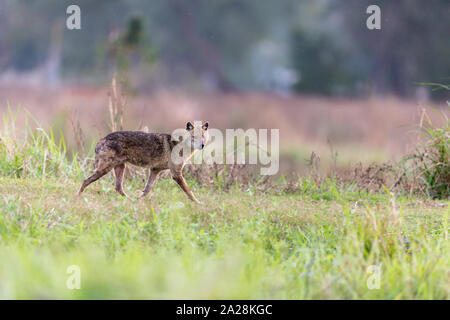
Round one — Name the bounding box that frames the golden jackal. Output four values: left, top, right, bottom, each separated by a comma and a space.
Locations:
78, 121, 209, 203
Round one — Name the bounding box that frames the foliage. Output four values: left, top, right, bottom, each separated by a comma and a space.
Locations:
0, 109, 448, 299
0, 108, 82, 180
290, 29, 357, 95
404, 102, 449, 199
1, 0, 448, 96
0, 175, 448, 299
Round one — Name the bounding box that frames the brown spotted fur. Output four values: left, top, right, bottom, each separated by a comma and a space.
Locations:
78, 121, 209, 203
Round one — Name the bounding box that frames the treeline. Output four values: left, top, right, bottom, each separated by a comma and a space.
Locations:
0, 0, 448, 98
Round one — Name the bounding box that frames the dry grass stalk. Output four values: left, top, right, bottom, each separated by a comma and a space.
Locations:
69, 107, 86, 156
108, 76, 126, 132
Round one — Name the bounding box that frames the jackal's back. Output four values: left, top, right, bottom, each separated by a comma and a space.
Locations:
95, 131, 175, 168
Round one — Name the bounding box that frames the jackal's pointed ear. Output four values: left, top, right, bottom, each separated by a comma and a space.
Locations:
186, 122, 194, 131
202, 121, 209, 130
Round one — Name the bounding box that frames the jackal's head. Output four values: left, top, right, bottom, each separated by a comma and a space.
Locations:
186, 121, 209, 150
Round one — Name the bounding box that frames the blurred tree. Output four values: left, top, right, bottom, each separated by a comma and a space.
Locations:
137, 0, 298, 91
108, 16, 146, 73
290, 29, 358, 95
331, 0, 450, 98
290, 0, 450, 98
0, 0, 448, 99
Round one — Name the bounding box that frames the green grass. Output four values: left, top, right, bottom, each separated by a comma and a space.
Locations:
0, 174, 448, 299
0, 109, 448, 299
411, 107, 449, 199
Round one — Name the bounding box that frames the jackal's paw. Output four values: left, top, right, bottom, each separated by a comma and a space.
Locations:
137, 192, 152, 201
137, 193, 145, 200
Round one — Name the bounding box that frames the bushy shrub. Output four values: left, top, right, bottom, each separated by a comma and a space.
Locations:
407, 106, 449, 199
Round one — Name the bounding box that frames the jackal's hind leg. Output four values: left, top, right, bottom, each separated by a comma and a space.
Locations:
114, 163, 126, 196
139, 169, 162, 199
78, 165, 114, 195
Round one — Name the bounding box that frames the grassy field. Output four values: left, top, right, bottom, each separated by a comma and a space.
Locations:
0, 92, 448, 299
0, 172, 448, 299
3, 85, 448, 174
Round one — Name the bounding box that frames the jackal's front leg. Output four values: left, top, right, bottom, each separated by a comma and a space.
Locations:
139, 169, 162, 199
172, 174, 201, 204
114, 164, 127, 197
